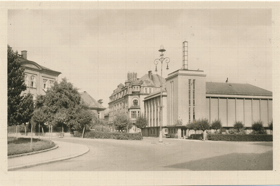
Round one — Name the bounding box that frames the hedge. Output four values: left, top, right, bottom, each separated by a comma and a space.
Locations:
189, 134, 203, 140
207, 134, 272, 141
73, 130, 143, 140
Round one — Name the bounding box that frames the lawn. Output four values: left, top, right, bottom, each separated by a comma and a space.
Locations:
8, 137, 55, 156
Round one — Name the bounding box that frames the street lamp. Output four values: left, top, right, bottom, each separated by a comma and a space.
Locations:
154, 45, 170, 143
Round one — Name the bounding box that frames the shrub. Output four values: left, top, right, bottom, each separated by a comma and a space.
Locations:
252, 121, 267, 134
219, 128, 227, 134
234, 121, 244, 132
207, 134, 272, 141
189, 134, 203, 140
195, 119, 210, 131
91, 125, 111, 132
211, 120, 222, 131
73, 130, 143, 140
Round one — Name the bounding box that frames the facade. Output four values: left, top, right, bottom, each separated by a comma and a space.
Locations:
108, 71, 165, 127
141, 91, 167, 137
18, 50, 61, 100
80, 91, 106, 119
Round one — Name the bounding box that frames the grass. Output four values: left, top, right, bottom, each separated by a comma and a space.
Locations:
8, 137, 55, 156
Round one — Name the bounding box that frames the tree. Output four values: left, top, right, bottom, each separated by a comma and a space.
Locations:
32, 107, 48, 136
42, 78, 82, 132
211, 119, 222, 133
7, 45, 26, 126
252, 121, 266, 134
135, 114, 148, 136
234, 121, 244, 132
196, 119, 210, 141
17, 93, 34, 135
71, 108, 93, 138
113, 111, 131, 132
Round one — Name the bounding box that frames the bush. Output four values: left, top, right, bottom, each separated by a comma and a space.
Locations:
73, 130, 143, 140
219, 128, 227, 134
252, 121, 267, 134
91, 125, 111, 132
228, 128, 246, 135
207, 134, 272, 141
195, 119, 210, 131
189, 134, 203, 140
234, 121, 244, 132
211, 120, 222, 131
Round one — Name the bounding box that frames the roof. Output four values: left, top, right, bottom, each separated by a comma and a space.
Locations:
140, 73, 166, 88
206, 82, 272, 96
18, 57, 61, 74
80, 91, 106, 111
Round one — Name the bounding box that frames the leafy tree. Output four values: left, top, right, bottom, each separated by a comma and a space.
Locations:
234, 121, 244, 132
113, 111, 131, 132
7, 45, 26, 126
32, 107, 48, 136
41, 78, 83, 132
17, 93, 34, 135
196, 119, 210, 131
196, 119, 210, 141
252, 121, 266, 134
211, 119, 222, 132
71, 108, 93, 138
135, 114, 148, 136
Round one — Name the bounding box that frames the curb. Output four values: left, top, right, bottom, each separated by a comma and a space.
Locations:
8, 145, 90, 171
8, 145, 59, 159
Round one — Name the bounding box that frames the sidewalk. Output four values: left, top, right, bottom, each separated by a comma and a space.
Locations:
8, 140, 89, 171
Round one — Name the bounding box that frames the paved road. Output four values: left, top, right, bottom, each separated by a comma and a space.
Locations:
18, 137, 273, 171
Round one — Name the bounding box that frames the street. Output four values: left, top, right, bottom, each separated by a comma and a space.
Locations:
17, 137, 273, 171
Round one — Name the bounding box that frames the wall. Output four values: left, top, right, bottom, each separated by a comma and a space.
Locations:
206, 97, 273, 127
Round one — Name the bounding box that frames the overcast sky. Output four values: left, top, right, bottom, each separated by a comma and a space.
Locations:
8, 9, 272, 107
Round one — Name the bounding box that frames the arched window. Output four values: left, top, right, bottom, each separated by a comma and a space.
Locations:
133, 99, 138, 106
31, 75, 36, 88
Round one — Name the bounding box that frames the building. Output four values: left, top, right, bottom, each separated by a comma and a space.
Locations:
80, 91, 106, 119
108, 71, 165, 129
142, 41, 272, 138
18, 50, 61, 100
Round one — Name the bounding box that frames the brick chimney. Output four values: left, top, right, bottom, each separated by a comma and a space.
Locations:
21, 50, 27, 59
148, 70, 153, 80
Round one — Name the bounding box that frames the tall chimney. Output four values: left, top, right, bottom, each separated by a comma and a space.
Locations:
182, 41, 188, 69
21, 50, 27, 59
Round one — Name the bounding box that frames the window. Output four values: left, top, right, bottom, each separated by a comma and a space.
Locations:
31, 75, 36, 88
193, 79, 195, 106
138, 111, 140, 117
133, 99, 138, 106
43, 79, 47, 89
131, 111, 136, 118
193, 107, 195, 121
25, 74, 29, 87
145, 88, 147, 93
97, 111, 100, 119
189, 79, 191, 106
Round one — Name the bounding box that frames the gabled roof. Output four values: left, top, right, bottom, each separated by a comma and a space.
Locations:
206, 82, 272, 96
80, 91, 106, 111
18, 57, 61, 75
140, 74, 165, 88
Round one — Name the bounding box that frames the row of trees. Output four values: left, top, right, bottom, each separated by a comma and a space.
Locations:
112, 111, 148, 135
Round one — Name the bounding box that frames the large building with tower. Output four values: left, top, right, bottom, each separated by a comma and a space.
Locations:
141, 41, 273, 138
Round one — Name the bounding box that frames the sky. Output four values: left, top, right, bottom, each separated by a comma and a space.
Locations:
8, 9, 272, 107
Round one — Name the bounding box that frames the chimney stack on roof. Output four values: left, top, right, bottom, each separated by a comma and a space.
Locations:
21, 50, 27, 59
182, 41, 188, 69
148, 70, 153, 80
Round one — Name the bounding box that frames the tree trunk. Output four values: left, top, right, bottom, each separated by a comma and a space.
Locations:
30, 125, 33, 150
42, 127, 44, 136
39, 124, 41, 138
25, 125, 27, 136
82, 126, 85, 138
16, 125, 18, 138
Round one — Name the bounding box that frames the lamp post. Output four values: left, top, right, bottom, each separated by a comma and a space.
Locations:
154, 45, 170, 143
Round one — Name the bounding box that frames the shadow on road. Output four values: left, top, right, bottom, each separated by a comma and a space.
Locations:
251, 142, 273, 147
165, 150, 273, 170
